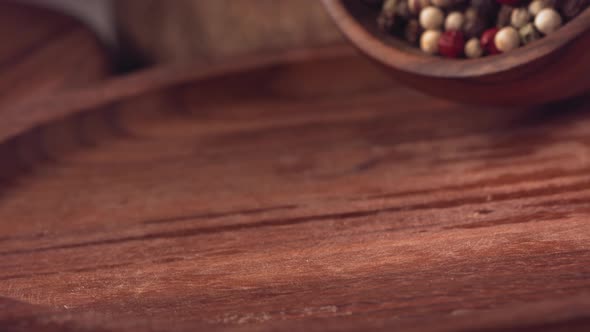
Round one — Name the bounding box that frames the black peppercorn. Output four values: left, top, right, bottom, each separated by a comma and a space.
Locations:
363, 0, 385, 9
497, 5, 512, 28
374, 0, 588, 58
378, 0, 400, 32
397, 0, 411, 19
559, 0, 590, 20
404, 19, 422, 44
471, 0, 500, 17
463, 12, 488, 39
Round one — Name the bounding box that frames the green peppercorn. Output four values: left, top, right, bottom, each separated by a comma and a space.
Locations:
519, 23, 541, 44
378, 0, 400, 32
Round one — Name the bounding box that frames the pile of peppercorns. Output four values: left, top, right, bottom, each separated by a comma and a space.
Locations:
371, 0, 589, 58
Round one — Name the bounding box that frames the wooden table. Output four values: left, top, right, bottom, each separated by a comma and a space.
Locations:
1, 3, 590, 332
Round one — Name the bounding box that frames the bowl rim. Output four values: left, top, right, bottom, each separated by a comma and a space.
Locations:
321, 0, 590, 79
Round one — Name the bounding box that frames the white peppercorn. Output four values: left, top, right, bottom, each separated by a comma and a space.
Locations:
464, 38, 483, 58
445, 11, 465, 31
511, 8, 531, 29
419, 6, 445, 30
528, 0, 550, 16
494, 26, 520, 52
534, 8, 562, 35
420, 29, 442, 54
374, 0, 586, 58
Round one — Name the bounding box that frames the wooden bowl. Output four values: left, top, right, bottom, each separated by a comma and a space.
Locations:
321, 0, 590, 106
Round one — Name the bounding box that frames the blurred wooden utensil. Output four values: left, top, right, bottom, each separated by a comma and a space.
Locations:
115, 0, 344, 64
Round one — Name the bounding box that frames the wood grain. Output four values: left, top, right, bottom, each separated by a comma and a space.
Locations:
2, 46, 590, 331
322, 0, 590, 106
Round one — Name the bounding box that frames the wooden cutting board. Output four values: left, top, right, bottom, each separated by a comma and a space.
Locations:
2, 3, 590, 332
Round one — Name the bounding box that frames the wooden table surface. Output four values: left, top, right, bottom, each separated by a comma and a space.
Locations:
2, 3, 590, 332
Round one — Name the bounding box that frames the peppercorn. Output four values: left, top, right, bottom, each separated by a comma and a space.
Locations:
405, 19, 423, 44
519, 22, 541, 44
511, 7, 531, 29
528, 0, 553, 16
397, 0, 411, 18
463, 13, 489, 39
534, 8, 562, 34
382, 0, 399, 15
465, 37, 484, 58
378, 0, 401, 32
420, 29, 442, 54
445, 11, 465, 31
419, 6, 445, 30
439, 30, 465, 57
464, 7, 478, 21
494, 26, 520, 52
373, 0, 586, 58
480, 27, 501, 54
559, 0, 590, 20
497, 5, 513, 27
471, 0, 500, 17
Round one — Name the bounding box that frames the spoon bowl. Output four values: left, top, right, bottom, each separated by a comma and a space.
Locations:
322, 0, 590, 106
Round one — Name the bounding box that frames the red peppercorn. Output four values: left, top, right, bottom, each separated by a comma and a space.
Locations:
480, 28, 501, 55
438, 31, 465, 58
496, 0, 522, 5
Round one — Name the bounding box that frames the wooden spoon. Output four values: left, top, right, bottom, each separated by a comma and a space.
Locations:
0, 2, 358, 145
322, 0, 590, 106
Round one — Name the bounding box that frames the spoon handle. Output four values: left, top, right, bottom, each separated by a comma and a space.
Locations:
0, 45, 355, 144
